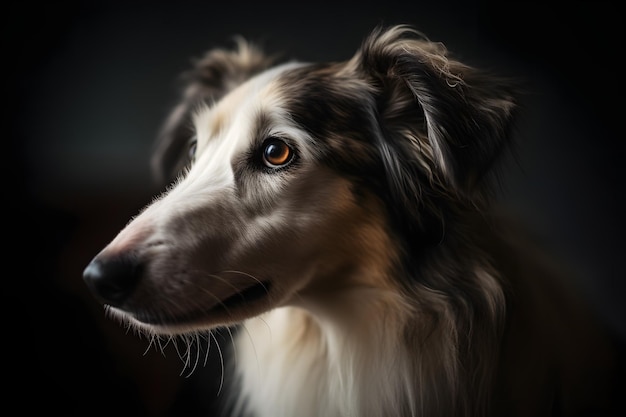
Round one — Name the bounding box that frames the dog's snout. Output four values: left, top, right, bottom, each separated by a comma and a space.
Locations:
83, 254, 142, 307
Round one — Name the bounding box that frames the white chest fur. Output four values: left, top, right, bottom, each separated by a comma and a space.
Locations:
232, 306, 416, 417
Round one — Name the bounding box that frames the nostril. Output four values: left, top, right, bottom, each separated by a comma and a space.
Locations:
83, 254, 142, 307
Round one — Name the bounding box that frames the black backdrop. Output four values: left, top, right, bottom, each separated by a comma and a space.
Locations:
9, 1, 624, 415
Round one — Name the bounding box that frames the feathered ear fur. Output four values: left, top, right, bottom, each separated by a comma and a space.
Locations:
351, 25, 518, 204
151, 38, 276, 186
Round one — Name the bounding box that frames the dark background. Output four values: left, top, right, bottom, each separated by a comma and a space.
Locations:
9, 1, 624, 415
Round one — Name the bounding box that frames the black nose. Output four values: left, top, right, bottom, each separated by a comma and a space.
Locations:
83, 254, 142, 307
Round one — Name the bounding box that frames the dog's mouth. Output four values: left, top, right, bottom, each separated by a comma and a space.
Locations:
215, 280, 272, 312
125, 280, 273, 329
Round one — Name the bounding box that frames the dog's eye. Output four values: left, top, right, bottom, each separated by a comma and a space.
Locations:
262, 138, 294, 168
188, 137, 197, 160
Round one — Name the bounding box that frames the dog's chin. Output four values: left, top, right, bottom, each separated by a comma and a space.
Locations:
107, 280, 273, 335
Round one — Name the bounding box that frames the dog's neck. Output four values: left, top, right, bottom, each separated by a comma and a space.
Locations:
232, 299, 413, 417
228, 267, 472, 417
228, 257, 502, 417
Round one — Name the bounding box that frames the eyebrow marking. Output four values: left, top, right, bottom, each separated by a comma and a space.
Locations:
210, 108, 226, 139
192, 103, 229, 147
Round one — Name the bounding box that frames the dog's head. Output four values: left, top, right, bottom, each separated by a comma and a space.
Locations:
83, 25, 516, 335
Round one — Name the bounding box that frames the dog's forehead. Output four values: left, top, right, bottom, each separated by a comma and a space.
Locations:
193, 61, 306, 145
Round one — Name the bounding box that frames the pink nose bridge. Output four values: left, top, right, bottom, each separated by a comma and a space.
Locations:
104, 210, 157, 257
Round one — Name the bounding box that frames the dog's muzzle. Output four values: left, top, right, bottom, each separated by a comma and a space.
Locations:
83, 254, 141, 307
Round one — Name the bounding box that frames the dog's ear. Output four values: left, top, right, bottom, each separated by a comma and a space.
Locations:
151, 38, 276, 186
352, 25, 518, 203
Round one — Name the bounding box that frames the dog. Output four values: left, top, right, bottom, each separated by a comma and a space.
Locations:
83, 25, 624, 417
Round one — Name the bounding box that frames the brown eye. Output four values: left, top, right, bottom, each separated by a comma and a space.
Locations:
262, 138, 294, 168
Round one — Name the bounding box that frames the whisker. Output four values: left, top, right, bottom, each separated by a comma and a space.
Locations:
188, 279, 234, 319
143, 335, 156, 356
170, 337, 188, 373
185, 268, 239, 290
210, 330, 226, 395
225, 326, 237, 367
178, 272, 238, 321
186, 333, 201, 378
220, 270, 270, 293
204, 330, 212, 367
157, 336, 168, 356
240, 321, 262, 378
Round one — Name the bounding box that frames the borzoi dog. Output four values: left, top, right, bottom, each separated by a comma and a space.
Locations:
83, 25, 623, 417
